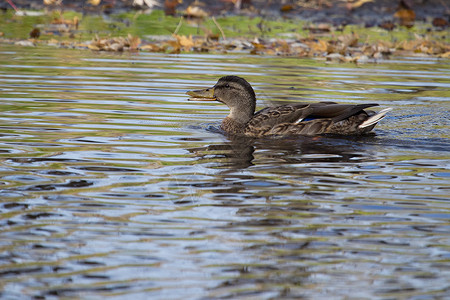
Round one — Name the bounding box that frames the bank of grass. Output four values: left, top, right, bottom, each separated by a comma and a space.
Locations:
0, 8, 448, 58
1, 9, 447, 40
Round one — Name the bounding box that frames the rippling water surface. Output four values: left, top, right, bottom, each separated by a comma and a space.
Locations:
0, 46, 449, 299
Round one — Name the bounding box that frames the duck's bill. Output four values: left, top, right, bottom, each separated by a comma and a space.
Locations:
186, 88, 216, 101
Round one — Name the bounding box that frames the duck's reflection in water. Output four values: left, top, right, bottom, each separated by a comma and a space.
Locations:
186, 135, 385, 299
183, 133, 383, 208
188, 134, 381, 170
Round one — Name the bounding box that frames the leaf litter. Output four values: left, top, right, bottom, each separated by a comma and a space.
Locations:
0, 3, 449, 63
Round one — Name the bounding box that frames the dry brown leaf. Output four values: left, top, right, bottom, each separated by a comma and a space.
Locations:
251, 41, 265, 50
88, 44, 100, 51
174, 34, 194, 51
140, 44, 160, 51
165, 0, 182, 16
128, 34, 141, 50
397, 39, 419, 51
87, 0, 101, 5
394, 0, 415, 28
305, 23, 331, 33
379, 20, 395, 31
306, 39, 328, 53
265, 49, 276, 56
51, 16, 79, 30
432, 17, 449, 28
29, 28, 40, 39
280, 4, 294, 13
186, 5, 208, 18
166, 39, 181, 53
346, 0, 373, 10
207, 33, 220, 41
276, 40, 290, 54
109, 43, 124, 51
338, 33, 358, 48
394, 9, 415, 27
44, 0, 62, 5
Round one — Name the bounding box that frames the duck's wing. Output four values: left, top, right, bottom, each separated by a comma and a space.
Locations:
246, 104, 312, 129
244, 102, 388, 137
308, 102, 379, 122
243, 104, 313, 137
269, 118, 334, 136
310, 103, 391, 135
251, 104, 313, 126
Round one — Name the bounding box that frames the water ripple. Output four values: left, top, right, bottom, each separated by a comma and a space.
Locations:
0, 47, 449, 299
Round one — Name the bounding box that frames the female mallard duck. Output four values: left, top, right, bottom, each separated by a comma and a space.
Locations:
187, 76, 392, 138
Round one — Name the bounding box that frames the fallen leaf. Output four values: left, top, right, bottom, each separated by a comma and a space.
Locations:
280, 4, 294, 13
394, 0, 415, 28
140, 43, 165, 52
165, 0, 182, 16
88, 44, 100, 51
128, 34, 141, 50
174, 34, 194, 51
207, 33, 220, 41
29, 28, 40, 39
379, 20, 395, 31
305, 39, 328, 53
275, 40, 290, 54
185, 5, 208, 18
251, 41, 265, 50
108, 42, 124, 51
432, 17, 449, 29
439, 51, 450, 58
345, 0, 373, 10
87, 0, 101, 6
47, 38, 59, 46
338, 33, 358, 48
305, 23, 331, 33
396, 40, 414, 51
43, 0, 62, 5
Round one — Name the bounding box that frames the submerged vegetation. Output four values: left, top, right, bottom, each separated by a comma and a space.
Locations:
0, 0, 449, 62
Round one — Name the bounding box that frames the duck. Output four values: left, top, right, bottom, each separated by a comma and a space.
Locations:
187, 75, 392, 138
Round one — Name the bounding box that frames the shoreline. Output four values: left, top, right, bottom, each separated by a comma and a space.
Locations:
0, 5, 449, 62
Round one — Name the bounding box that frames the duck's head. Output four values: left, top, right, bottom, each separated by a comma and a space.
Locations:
187, 76, 256, 123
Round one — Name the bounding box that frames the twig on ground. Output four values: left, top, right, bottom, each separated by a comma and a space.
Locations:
212, 16, 226, 40
173, 16, 183, 35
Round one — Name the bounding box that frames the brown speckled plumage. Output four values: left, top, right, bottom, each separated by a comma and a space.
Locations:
187, 76, 391, 137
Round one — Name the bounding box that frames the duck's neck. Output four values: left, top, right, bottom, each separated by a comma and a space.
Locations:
226, 93, 256, 122
229, 105, 254, 123
218, 90, 256, 134
220, 104, 254, 134
221, 116, 246, 135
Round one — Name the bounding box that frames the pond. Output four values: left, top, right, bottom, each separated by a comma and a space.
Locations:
0, 46, 449, 299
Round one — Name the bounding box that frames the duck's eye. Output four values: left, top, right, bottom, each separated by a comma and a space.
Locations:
224, 84, 230, 88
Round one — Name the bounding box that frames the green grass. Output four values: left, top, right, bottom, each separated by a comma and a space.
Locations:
113, 10, 308, 38
0, 8, 448, 44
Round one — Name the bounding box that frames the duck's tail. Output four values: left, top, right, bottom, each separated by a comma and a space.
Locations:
358, 107, 393, 129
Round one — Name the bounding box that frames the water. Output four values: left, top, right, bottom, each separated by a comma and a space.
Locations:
0, 46, 449, 299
